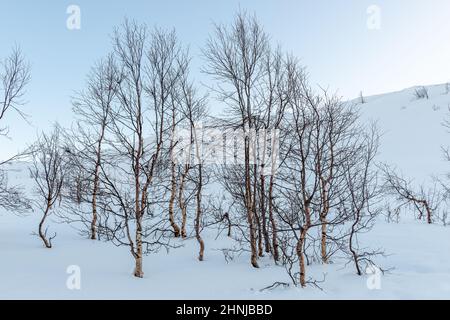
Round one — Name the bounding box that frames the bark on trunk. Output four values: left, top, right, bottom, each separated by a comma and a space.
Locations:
224, 213, 232, 237
195, 164, 205, 261
134, 219, 144, 278
254, 208, 263, 257
90, 198, 98, 240
252, 163, 263, 257
297, 227, 309, 288
298, 198, 311, 287
38, 203, 52, 249
91, 161, 100, 240
168, 160, 181, 237
320, 220, 327, 264
259, 174, 271, 253
320, 181, 329, 263
178, 165, 189, 238
349, 202, 362, 276
423, 201, 432, 224
245, 140, 259, 268
91, 132, 105, 240
268, 173, 279, 262
168, 107, 181, 237
349, 220, 362, 276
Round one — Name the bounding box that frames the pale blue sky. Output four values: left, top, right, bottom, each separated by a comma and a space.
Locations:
1, 0, 450, 158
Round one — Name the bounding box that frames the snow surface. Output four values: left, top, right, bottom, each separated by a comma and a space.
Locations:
360, 84, 448, 183
0, 84, 449, 299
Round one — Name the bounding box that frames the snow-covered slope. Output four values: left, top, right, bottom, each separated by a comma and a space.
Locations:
0, 84, 449, 299
358, 84, 449, 183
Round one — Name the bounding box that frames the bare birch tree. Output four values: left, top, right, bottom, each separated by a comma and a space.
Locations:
67, 54, 120, 240
92, 20, 190, 278
203, 11, 270, 268
0, 47, 31, 213
179, 78, 208, 260
30, 126, 66, 248
343, 124, 380, 275
381, 165, 437, 224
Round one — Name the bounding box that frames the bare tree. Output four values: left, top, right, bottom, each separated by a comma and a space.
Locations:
272, 61, 331, 287
0, 47, 31, 137
167, 96, 182, 238
68, 54, 120, 240
257, 48, 290, 261
110, 20, 161, 277
266, 54, 382, 286
381, 165, 438, 224
175, 70, 209, 259
343, 124, 380, 275
414, 86, 429, 100
30, 126, 66, 248
92, 20, 190, 278
316, 93, 369, 264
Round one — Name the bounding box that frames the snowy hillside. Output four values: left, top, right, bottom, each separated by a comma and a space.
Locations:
359, 84, 448, 183
0, 84, 449, 300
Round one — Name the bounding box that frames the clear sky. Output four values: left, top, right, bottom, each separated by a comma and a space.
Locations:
1, 0, 450, 159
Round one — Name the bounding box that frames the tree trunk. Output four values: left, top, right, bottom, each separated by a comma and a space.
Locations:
181, 204, 187, 238
423, 201, 432, 224
268, 174, 279, 262
320, 182, 329, 264
320, 219, 327, 264
168, 106, 181, 237
91, 161, 100, 240
168, 160, 181, 237
224, 213, 232, 237
178, 165, 189, 238
297, 227, 308, 288
91, 133, 105, 240
349, 216, 362, 276
254, 207, 263, 257
195, 164, 205, 261
134, 255, 144, 278
245, 140, 259, 268
252, 163, 263, 258
38, 204, 52, 249
259, 174, 271, 253
297, 199, 311, 287
134, 219, 144, 278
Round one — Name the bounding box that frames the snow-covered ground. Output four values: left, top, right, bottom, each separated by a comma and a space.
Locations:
0, 84, 449, 299
360, 84, 448, 183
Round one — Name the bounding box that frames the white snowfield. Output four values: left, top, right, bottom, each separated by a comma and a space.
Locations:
0, 84, 449, 300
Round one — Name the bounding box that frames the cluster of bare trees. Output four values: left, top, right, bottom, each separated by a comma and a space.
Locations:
8, 14, 381, 286
38, 20, 212, 278
201, 13, 383, 287
0, 13, 375, 286
0, 47, 32, 214
4, 12, 450, 289
30, 125, 66, 248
